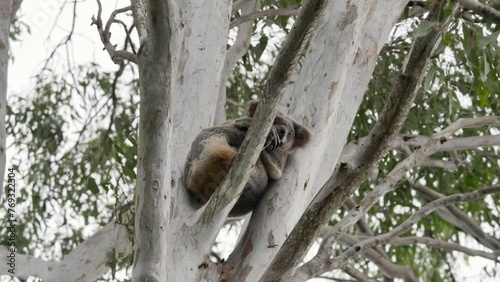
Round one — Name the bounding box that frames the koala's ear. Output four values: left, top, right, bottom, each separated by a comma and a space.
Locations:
293, 122, 311, 149
248, 100, 260, 117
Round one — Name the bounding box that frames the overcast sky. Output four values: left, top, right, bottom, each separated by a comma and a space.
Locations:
9, 0, 128, 96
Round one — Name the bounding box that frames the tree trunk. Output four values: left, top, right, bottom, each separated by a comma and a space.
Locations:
228, 1, 408, 280
0, 0, 21, 200
131, 0, 409, 281
131, 0, 231, 281
0, 0, 410, 280
0, 0, 14, 201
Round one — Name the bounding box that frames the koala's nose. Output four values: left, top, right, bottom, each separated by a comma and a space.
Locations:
276, 124, 288, 139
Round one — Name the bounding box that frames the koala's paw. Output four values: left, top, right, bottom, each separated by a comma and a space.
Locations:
264, 126, 280, 151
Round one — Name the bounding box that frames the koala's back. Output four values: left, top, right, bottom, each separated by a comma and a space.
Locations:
185, 135, 237, 203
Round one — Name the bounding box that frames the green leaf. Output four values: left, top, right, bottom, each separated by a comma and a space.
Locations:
478, 31, 500, 49
254, 35, 268, 61
87, 177, 99, 194
123, 166, 136, 179
479, 87, 490, 108
412, 20, 438, 37
423, 66, 437, 91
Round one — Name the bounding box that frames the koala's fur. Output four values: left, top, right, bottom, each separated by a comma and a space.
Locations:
183, 101, 311, 216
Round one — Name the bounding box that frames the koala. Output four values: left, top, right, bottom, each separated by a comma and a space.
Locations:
183, 100, 311, 216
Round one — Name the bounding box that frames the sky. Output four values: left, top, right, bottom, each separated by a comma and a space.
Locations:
9, 0, 129, 96
5, 1, 499, 281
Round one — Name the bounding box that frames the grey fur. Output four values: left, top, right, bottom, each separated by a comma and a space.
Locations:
183, 103, 311, 216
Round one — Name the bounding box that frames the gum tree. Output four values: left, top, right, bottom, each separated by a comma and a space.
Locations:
1, 0, 499, 281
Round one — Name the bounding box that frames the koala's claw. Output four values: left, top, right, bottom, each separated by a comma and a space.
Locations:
264, 126, 280, 151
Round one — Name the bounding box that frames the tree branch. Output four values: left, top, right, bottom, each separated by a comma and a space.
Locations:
343, 232, 499, 261
215, 0, 259, 125
0, 221, 131, 281
91, 1, 137, 64
457, 0, 500, 23
266, 2, 456, 279
387, 236, 500, 261
229, 5, 301, 29
309, 117, 500, 270
0, 248, 58, 280
341, 263, 379, 282
131, 0, 147, 42
309, 185, 500, 277
335, 232, 418, 282
341, 131, 500, 172
410, 181, 500, 251
433, 116, 500, 138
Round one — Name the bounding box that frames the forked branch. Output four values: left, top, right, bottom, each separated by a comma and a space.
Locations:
92, 0, 137, 64
297, 185, 500, 279
265, 2, 457, 280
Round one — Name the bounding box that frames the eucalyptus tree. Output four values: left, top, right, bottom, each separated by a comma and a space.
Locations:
1, 0, 499, 281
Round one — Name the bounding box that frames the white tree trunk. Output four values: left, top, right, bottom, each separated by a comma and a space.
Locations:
0, 0, 412, 281
227, 1, 408, 280
0, 0, 15, 202
131, 0, 231, 281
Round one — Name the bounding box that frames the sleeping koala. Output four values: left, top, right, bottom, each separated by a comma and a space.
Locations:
183, 100, 311, 216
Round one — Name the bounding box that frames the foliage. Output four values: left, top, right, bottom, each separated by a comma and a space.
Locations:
2, 0, 499, 281
3, 63, 138, 262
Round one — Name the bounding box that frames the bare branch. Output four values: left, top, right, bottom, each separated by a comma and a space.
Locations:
0, 221, 131, 281
104, 5, 133, 42
434, 116, 500, 138
341, 263, 379, 282
215, 0, 259, 124
345, 232, 499, 262
311, 119, 500, 269
131, 0, 147, 42
299, 186, 500, 279
343, 198, 375, 236
91, 1, 137, 64
410, 181, 500, 251
457, 0, 500, 23
113, 19, 137, 54
418, 158, 457, 170
113, 50, 138, 63
328, 185, 500, 269
342, 131, 500, 164
387, 236, 500, 261
336, 232, 418, 282
0, 248, 58, 280
230, 5, 301, 29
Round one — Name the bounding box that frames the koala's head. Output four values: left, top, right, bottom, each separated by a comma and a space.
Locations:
248, 100, 311, 152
